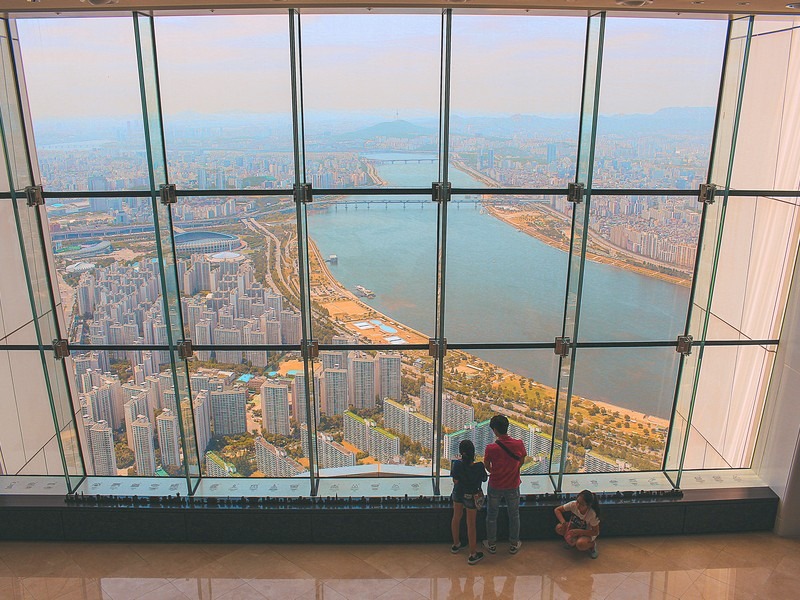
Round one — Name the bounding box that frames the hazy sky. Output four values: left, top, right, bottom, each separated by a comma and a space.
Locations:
16, 13, 728, 122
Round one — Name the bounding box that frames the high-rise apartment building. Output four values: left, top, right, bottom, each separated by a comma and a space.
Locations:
260, 381, 291, 437
383, 399, 432, 450
376, 352, 402, 403
322, 368, 349, 416
88, 420, 117, 477
349, 353, 376, 410
254, 437, 305, 477
131, 416, 156, 477
124, 393, 150, 451
210, 389, 247, 436
420, 384, 473, 431
157, 409, 181, 468
205, 451, 238, 477
343, 411, 400, 464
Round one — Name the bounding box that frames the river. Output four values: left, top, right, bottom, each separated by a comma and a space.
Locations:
307, 155, 688, 419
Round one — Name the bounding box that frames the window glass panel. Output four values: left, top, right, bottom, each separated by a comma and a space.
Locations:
441, 348, 559, 476
445, 193, 569, 343
313, 349, 431, 476
155, 15, 294, 190
0, 349, 61, 475
46, 196, 161, 349
449, 14, 583, 187
72, 349, 187, 478
580, 195, 698, 342
686, 341, 775, 469
15, 196, 51, 321
188, 362, 310, 479
594, 17, 726, 189
0, 200, 35, 342
730, 17, 799, 191
307, 195, 437, 342
301, 14, 441, 187
0, 26, 30, 190
172, 194, 300, 353
17, 18, 149, 192
565, 347, 676, 473
712, 196, 799, 340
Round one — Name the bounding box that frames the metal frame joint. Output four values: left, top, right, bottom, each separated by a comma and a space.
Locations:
699, 183, 717, 205
428, 337, 447, 357
159, 184, 177, 206
52, 339, 69, 360
177, 339, 194, 360
304, 339, 319, 360
676, 335, 693, 356
294, 183, 313, 204
554, 336, 571, 357
568, 182, 585, 204
25, 185, 44, 207
432, 182, 451, 203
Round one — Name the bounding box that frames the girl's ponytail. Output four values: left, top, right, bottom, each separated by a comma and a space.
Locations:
579, 489, 600, 518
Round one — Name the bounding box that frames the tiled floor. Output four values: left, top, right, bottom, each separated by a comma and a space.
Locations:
0, 532, 798, 599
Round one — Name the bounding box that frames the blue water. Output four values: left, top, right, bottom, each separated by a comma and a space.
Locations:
308, 158, 687, 419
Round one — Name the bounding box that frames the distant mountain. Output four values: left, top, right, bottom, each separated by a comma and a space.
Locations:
449, 113, 575, 137
335, 119, 436, 141
447, 107, 716, 138
597, 107, 716, 135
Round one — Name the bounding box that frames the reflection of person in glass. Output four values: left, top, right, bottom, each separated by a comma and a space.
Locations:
554, 490, 600, 559
450, 439, 488, 565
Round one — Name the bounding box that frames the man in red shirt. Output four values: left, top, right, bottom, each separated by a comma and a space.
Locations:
483, 415, 527, 555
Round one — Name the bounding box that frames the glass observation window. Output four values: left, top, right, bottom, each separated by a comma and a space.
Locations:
155, 14, 295, 191
593, 16, 727, 190
0, 10, 795, 496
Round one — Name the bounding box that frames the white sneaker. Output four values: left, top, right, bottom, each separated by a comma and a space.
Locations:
509, 540, 522, 554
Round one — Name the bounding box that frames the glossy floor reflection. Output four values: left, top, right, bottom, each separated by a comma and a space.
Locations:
1, 532, 799, 599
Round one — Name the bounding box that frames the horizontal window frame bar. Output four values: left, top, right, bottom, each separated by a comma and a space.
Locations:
18, 338, 779, 354
176, 189, 291, 197
726, 190, 800, 198
313, 188, 431, 197
1, 188, 797, 201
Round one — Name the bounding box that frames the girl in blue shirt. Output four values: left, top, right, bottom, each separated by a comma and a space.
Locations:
450, 440, 488, 565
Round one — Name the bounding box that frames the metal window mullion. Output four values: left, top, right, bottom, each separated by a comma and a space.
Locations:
289, 9, 318, 496
133, 12, 199, 495
552, 12, 605, 492
431, 8, 453, 496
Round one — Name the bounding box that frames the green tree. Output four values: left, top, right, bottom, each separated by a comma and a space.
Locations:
115, 443, 135, 469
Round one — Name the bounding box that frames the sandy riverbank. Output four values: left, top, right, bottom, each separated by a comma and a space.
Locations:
365, 161, 388, 186
307, 239, 429, 345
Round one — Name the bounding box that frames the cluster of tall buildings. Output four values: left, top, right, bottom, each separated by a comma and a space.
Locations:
300, 425, 356, 470
313, 344, 402, 416
181, 254, 301, 365
75, 261, 168, 366
441, 417, 550, 467
343, 412, 400, 464
77, 355, 248, 476
549, 194, 700, 270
